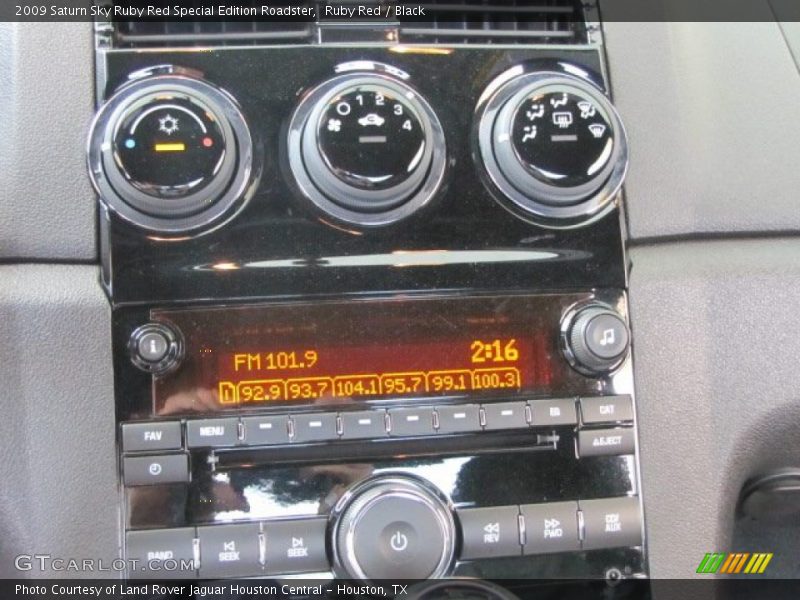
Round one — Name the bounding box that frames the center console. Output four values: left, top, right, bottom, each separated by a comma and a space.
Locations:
90, 34, 645, 589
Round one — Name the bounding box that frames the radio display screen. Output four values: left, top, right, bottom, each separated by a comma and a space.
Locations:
151, 293, 589, 415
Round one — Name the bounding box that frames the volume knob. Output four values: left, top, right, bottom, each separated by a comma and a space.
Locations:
332, 476, 455, 580
564, 306, 630, 375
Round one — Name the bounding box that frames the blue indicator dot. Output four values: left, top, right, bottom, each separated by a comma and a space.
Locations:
124, 138, 136, 149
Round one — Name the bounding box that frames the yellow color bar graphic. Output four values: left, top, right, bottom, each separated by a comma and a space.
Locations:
154, 142, 186, 152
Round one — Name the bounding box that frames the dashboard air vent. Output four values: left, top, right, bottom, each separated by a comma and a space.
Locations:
398, 0, 590, 45
109, 1, 315, 48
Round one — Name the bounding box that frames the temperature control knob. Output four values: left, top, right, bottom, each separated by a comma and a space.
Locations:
287, 66, 446, 227
477, 64, 628, 228
563, 305, 630, 375
88, 71, 256, 236
332, 476, 455, 580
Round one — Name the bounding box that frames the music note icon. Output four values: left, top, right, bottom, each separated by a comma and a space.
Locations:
599, 328, 616, 347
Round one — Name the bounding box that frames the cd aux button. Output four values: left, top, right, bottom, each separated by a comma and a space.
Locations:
186, 418, 240, 448
580, 497, 643, 550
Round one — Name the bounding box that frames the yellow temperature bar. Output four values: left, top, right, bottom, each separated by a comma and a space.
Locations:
154, 142, 186, 152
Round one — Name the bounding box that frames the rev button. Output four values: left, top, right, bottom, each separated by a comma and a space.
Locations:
458, 506, 521, 559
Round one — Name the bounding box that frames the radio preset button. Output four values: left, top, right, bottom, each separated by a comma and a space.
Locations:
122, 422, 182, 453
241, 415, 291, 446
458, 506, 521, 560
388, 407, 436, 437
291, 413, 339, 443
197, 523, 262, 579
521, 501, 580, 555
580, 396, 634, 424
482, 401, 529, 431
125, 528, 196, 579
435, 405, 481, 434
340, 410, 389, 440
263, 518, 329, 575
528, 398, 577, 427
186, 418, 240, 448
578, 427, 635, 457
580, 497, 643, 550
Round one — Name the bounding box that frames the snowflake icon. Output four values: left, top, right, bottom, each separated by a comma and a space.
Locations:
158, 114, 179, 136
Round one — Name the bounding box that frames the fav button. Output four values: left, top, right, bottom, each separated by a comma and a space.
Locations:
122, 421, 182, 452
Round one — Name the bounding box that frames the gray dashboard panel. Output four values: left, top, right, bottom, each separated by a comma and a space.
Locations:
0, 23, 96, 260
0, 265, 118, 577
603, 20, 800, 239
629, 239, 800, 578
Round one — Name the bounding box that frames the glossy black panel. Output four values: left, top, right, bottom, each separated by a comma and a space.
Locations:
100, 47, 623, 305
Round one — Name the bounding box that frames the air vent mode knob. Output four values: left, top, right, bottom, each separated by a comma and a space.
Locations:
563, 305, 630, 375
286, 65, 447, 228
477, 65, 628, 228
332, 476, 456, 580
88, 72, 257, 236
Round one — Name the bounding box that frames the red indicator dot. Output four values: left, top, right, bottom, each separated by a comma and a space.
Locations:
202, 137, 213, 148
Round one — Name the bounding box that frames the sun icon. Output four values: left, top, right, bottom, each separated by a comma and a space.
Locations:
158, 114, 179, 136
